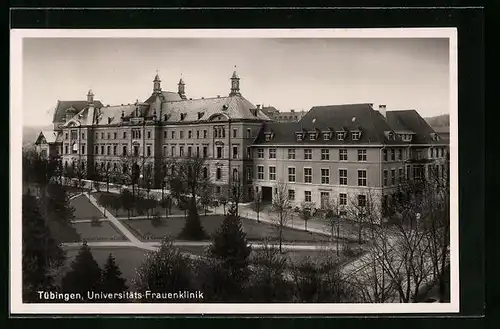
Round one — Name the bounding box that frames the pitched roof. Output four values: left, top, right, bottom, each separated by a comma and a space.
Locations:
144, 91, 183, 104
36, 130, 60, 144
160, 95, 270, 122
386, 110, 440, 144
52, 100, 103, 123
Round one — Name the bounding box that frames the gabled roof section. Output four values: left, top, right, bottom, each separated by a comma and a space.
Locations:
160, 95, 270, 123
52, 100, 103, 123
386, 110, 440, 144
35, 130, 60, 144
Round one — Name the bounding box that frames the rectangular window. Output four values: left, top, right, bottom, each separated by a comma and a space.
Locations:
269, 148, 276, 159
107, 133, 111, 139
323, 133, 330, 141
133, 146, 139, 156
358, 170, 367, 186
296, 133, 303, 141
383, 169, 388, 186
164, 131, 167, 139
257, 148, 264, 159
339, 149, 348, 161
147, 145, 152, 157
269, 166, 276, 180
65, 133, 69, 140
305, 191, 312, 202
81, 144, 85, 154
310, 133, 316, 141
101, 145, 105, 155
288, 167, 296, 182
357, 149, 367, 161
187, 146, 192, 157
398, 167, 404, 183
71, 130, 77, 140
113, 145, 117, 155
321, 149, 330, 160
94, 145, 98, 155
113, 132, 117, 139
101, 132, 104, 139
304, 168, 312, 183
358, 195, 367, 207
233, 128, 237, 138
288, 148, 296, 159
180, 131, 184, 139
163, 146, 167, 156
383, 149, 388, 161
123, 132, 127, 139
188, 130, 192, 139
288, 189, 295, 201
203, 146, 208, 158
391, 149, 396, 161
82, 132, 85, 139
246, 128, 251, 138
246, 146, 252, 159
171, 146, 176, 157
147, 131, 151, 139
180, 146, 184, 157
122, 145, 127, 155
337, 132, 345, 140
321, 168, 330, 184
339, 193, 347, 206
64, 145, 69, 154
398, 149, 403, 161
320, 192, 330, 209
171, 131, 176, 139
339, 169, 348, 186
232, 146, 238, 159
304, 149, 312, 160
203, 130, 207, 139
247, 167, 252, 180
107, 145, 110, 155
216, 146, 223, 159
196, 146, 200, 157
352, 132, 361, 140
257, 166, 264, 180
391, 168, 396, 185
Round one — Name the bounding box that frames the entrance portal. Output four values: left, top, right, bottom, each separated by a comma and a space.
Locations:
261, 186, 273, 203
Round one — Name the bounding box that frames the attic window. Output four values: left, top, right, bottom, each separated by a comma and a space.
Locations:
107, 117, 112, 124
323, 132, 331, 141
310, 133, 316, 141
296, 133, 303, 141
197, 112, 205, 120
387, 132, 395, 140
222, 105, 228, 111
180, 113, 187, 121
337, 132, 345, 140
164, 114, 169, 121
351, 131, 361, 140
264, 132, 273, 141
430, 133, 440, 141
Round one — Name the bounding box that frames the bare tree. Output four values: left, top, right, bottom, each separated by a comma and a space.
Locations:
98, 162, 114, 193
298, 201, 315, 232
250, 188, 262, 223
322, 198, 342, 257
269, 181, 293, 253
119, 154, 142, 199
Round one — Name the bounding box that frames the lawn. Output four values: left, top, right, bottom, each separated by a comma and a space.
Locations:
91, 192, 211, 218
70, 195, 105, 220
72, 221, 127, 242
122, 215, 331, 242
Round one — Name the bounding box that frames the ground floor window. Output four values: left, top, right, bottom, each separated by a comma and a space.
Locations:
288, 189, 295, 201
339, 193, 347, 206
304, 191, 312, 202
358, 194, 366, 207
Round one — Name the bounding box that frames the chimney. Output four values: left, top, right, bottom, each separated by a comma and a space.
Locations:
256, 104, 261, 110
379, 104, 387, 118
291, 109, 295, 113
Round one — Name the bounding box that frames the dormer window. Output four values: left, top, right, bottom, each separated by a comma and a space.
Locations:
351, 131, 362, 140
388, 132, 394, 140
180, 113, 187, 121
296, 133, 303, 141
430, 133, 440, 141
323, 132, 331, 141
337, 132, 345, 140
197, 112, 205, 120
310, 133, 316, 141
264, 131, 274, 141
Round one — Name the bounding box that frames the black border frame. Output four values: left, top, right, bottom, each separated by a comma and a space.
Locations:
7, 6, 485, 325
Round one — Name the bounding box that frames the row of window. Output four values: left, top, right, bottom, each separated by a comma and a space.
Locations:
294, 131, 359, 142
257, 148, 404, 162
430, 147, 447, 158
256, 166, 371, 187
285, 189, 366, 208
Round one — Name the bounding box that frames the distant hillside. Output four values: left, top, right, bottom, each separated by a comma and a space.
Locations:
424, 114, 449, 127
23, 125, 53, 146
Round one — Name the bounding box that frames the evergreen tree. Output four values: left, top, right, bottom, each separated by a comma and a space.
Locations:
22, 193, 65, 302
61, 242, 102, 301
134, 238, 193, 300
178, 198, 207, 240
101, 253, 128, 300
209, 203, 252, 294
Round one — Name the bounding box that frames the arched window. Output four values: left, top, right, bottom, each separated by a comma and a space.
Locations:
123, 164, 127, 174
113, 162, 117, 171
233, 168, 239, 181
203, 167, 208, 179
216, 168, 222, 180
107, 162, 111, 169
65, 161, 68, 169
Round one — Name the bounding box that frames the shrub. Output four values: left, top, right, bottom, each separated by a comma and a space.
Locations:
91, 216, 101, 227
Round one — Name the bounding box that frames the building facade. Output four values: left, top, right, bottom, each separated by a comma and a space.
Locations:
50, 70, 271, 200
251, 103, 449, 215
37, 72, 448, 209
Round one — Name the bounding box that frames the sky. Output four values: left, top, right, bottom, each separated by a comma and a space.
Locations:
22, 37, 450, 127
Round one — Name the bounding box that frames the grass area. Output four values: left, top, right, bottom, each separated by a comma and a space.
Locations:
72, 221, 126, 242
69, 195, 105, 220
91, 191, 211, 218
122, 215, 332, 242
